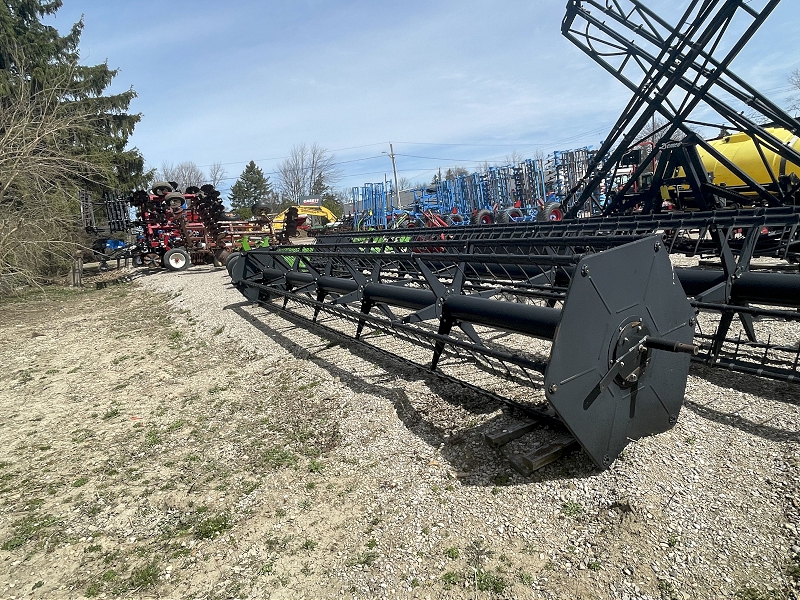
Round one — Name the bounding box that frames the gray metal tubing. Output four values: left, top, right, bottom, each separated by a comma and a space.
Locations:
262, 268, 288, 282
275, 268, 562, 338
727, 271, 800, 306
363, 283, 436, 310
675, 268, 800, 306
443, 295, 561, 340
555, 265, 800, 308
285, 271, 315, 287
318, 275, 359, 295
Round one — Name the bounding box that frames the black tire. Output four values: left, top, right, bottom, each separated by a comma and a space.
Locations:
473, 209, 494, 226
495, 211, 509, 224
151, 181, 173, 196
133, 255, 144, 267
163, 248, 191, 271
507, 208, 524, 221
225, 252, 242, 274
165, 192, 185, 207
444, 214, 465, 226
537, 202, 564, 222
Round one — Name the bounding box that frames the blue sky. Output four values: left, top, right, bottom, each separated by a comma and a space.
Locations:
47, 1, 799, 195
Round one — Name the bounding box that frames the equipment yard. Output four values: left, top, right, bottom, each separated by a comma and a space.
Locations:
0, 264, 798, 600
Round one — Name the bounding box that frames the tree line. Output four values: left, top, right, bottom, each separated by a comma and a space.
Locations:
158, 143, 345, 221
0, 0, 346, 288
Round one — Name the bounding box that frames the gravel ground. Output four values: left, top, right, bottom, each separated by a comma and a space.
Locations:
145, 262, 800, 598
0, 261, 798, 599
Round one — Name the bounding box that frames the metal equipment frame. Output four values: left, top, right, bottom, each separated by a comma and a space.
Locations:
230, 234, 696, 469
561, 0, 800, 217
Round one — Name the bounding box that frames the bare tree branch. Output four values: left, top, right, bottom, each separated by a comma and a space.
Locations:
155, 161, 205, 191
0, 52, 117, 290
277, 143, 341, 204
504, 151, 525, 165
790, 68, 800, 113
208, 162, 227, 188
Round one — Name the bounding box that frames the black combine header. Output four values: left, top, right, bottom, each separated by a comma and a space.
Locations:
227, 0, 800, 472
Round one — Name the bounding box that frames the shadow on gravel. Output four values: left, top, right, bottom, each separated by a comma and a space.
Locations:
683, 399, 800, 443
687, 365, 800, 442
91, 264, 225, 278
167, 267, 228, 276
690, 363, 800, 405
223, 299, 596, 485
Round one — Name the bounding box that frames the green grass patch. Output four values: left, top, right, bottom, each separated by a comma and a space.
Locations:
2, 513, 59, 550
301, 538, 317, 551
128, 559, 160, 589
347, 551, 378, 567
442, 571, 460, 587
264, 447, 299, 469
194, 513, 231, 540
475, 569, 508, 593
734, 588, 781, 600
518, 569, 535, 585
560, 500, 583, 517
166, 419, 185, 432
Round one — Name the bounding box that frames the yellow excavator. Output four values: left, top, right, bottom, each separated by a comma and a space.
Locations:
270, 205, 340, 236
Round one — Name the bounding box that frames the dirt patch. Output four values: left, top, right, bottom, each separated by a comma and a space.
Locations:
0, 284, 352, 598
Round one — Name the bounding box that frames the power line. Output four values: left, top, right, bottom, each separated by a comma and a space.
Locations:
395, 153, 490, 163
394, 125, 612, 150
196, 142, 390, 169
196, 130, 616, 191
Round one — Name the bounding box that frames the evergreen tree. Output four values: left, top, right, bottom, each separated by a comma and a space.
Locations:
0, 1, 148, 286
445, 167, 469, 181
321, 191, 345, 221
0, 0, 147, 193
228, 161, 274, 220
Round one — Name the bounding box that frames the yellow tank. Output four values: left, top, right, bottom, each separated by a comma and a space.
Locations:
698, 127, 800, 189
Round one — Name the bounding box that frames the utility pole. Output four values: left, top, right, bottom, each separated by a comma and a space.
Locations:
388, 143, 401, 209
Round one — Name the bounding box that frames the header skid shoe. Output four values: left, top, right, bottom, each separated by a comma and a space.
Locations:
545, 237, 695, 468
